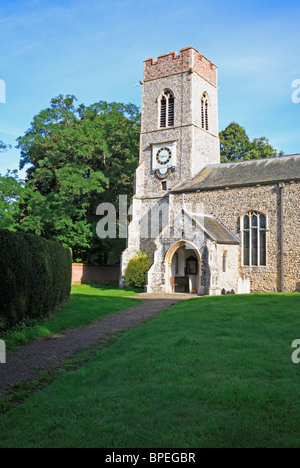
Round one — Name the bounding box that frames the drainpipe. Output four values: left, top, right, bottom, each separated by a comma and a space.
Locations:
279, 182, 285, 292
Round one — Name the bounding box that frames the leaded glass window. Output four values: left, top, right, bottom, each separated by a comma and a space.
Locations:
242, 212, 267, 266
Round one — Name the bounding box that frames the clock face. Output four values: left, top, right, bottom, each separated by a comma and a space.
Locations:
152, 142, 176, 178
156, 147, 172, 166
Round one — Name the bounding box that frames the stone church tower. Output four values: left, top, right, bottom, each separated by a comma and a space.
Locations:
137, 46, 220, 196
120, 47, 226, 293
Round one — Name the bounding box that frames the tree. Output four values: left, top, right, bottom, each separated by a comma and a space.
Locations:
250, 137, 284, 160
0, 140, 11, 152
0, 170, 24, 230
220, 122, 284, 163
17, 95, 141, 264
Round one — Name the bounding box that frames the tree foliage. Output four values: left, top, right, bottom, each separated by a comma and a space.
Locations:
0, 140, 5, 152
0, 170, 24, 230
220, 122, 284, 163
17, 95, 141, 264
0, 140, 11, 153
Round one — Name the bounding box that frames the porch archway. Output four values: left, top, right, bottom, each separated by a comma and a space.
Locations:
165, 240, 201, 294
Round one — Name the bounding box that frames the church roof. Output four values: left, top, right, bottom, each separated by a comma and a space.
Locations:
172, 154, 300, 192
202, 215, 240, 245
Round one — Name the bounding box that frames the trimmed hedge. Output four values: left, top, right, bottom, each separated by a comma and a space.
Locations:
125, 251, 152, 289
0, 230, 72, 329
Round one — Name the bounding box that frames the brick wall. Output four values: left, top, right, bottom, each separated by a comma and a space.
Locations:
72, 264, 120, 285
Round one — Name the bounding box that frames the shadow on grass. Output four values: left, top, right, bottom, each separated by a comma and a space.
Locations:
1, 288, 142, 350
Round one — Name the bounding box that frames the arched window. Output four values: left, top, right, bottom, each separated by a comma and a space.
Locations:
242, 212, 267, 266
160, 90, 174, 128
201, 93, 209, 131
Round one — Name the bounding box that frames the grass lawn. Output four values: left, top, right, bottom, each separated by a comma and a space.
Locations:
0, 293, 299, 448
1, 285, 141, 349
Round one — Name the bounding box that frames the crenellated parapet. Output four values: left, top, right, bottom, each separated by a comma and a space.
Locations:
143, 46, 217, 87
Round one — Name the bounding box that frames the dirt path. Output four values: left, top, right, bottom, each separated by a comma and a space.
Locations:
0, 294, 193, 394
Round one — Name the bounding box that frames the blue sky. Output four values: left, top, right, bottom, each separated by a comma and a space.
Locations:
0, 0, 299, 177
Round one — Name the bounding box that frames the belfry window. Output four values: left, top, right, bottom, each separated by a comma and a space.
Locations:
160, 90, 174, 128
201, 93, 209, 131
242, 212, 267, 267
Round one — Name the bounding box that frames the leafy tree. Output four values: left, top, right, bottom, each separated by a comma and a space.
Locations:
0, 170, 24, 230
220, 122, 284, 163
250, 136, 284, 160
17, 95, 141, 264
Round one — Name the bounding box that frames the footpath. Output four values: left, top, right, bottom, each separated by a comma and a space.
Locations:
0, 293, 194, 394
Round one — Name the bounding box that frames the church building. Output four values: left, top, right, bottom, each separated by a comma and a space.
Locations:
120, 47, 300, 295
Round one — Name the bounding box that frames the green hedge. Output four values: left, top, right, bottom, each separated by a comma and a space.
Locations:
0, 230, 72, 329
125, 251, 152, 289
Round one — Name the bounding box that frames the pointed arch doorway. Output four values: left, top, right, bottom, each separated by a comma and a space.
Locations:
165, 240, 201, 294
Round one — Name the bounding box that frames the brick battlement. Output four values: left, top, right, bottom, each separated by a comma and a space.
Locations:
144, 47, 217, 86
